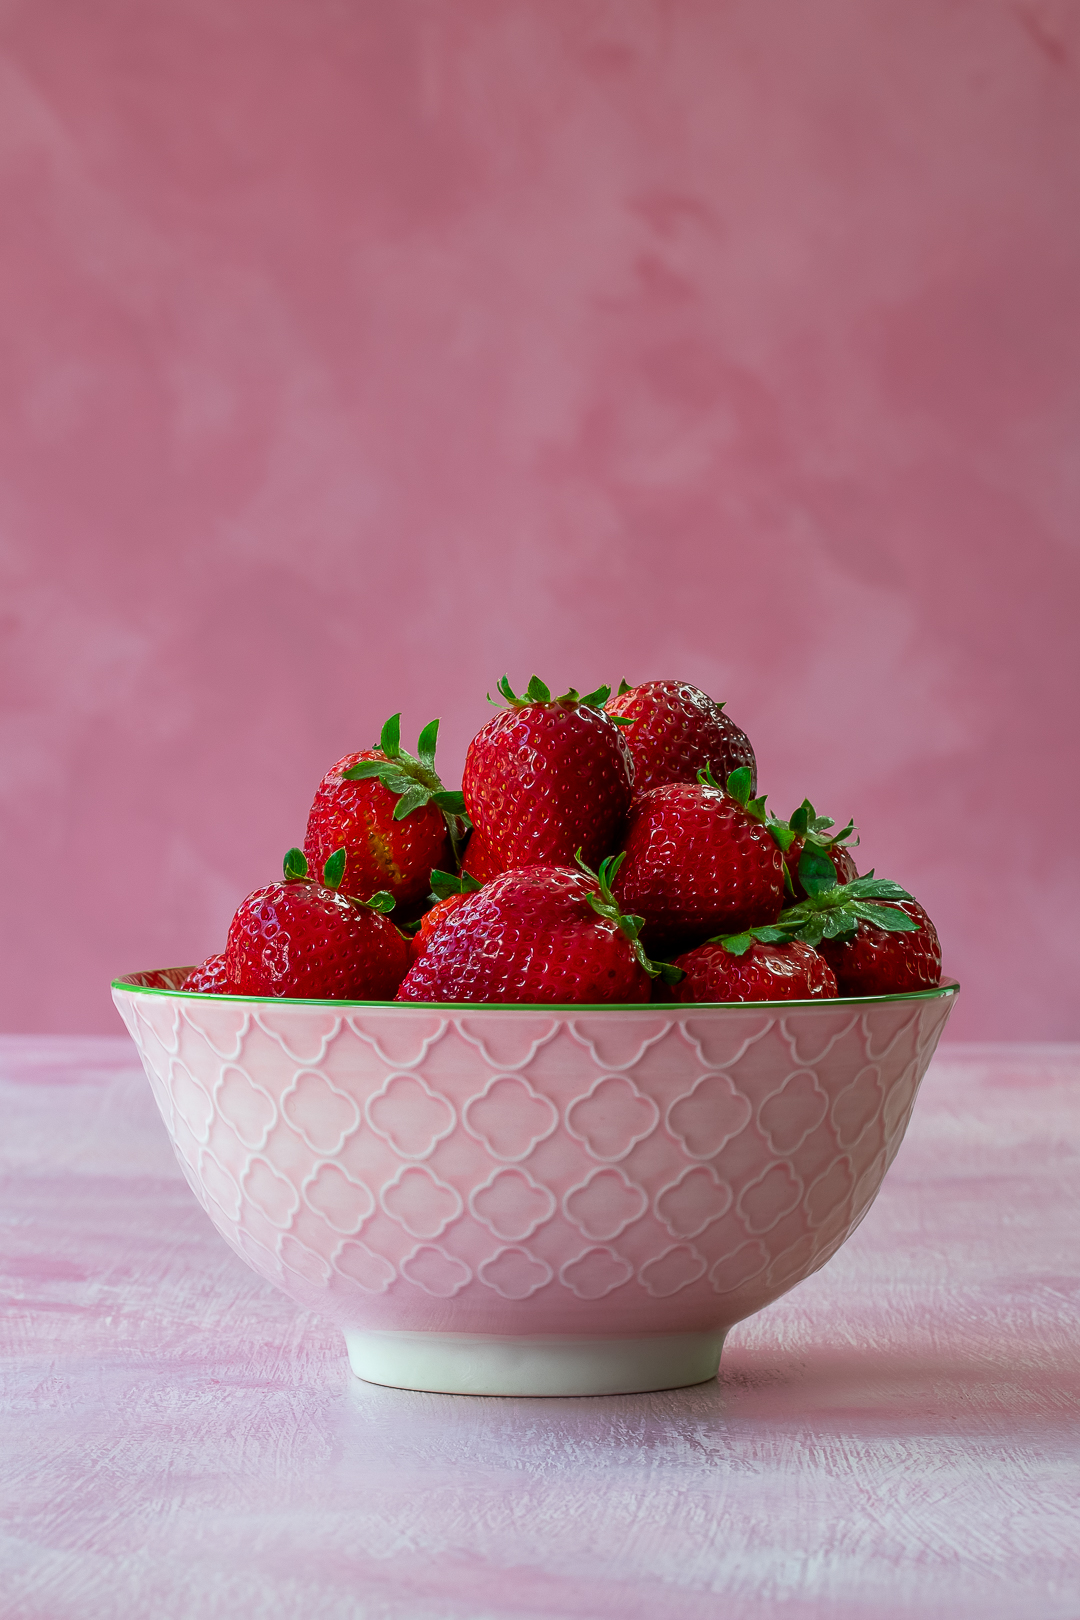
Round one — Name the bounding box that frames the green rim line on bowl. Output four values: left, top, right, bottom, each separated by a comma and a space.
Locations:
111, 977, 959, 1012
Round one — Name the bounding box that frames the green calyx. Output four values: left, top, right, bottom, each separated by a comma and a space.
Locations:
711, 876, 918, 956
491, 676, 634, 723
321, 847, 347, 889
282, 845, 393, 914
769, 798, 859, 896
340, 714, 469, 836
428, 868, 483, 902
575, 850, 684, 984
358, 890, 397, 915
710, 923, 803, 957
699, 763, 783, 844
282, 847, 309, 881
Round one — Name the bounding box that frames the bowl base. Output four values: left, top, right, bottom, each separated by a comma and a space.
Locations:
343, 1327, 727, 1397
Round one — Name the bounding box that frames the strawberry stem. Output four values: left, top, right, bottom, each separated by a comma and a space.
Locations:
575, 849, 684, 982
340, 715, 469, 841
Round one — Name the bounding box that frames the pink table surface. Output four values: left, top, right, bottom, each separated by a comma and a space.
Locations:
2, 1038, 1078, 1620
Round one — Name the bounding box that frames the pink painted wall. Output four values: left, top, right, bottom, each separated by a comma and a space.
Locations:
1, 0, 1077, 1039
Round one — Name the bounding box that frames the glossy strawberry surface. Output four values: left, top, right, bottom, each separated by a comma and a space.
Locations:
225, 877, 409, 1000
606, 679, 756, 798
462, 701, 634, 870
612, 781, 786, 953
181, 953, 232, 994
672, 938, 837, 1003
820, 898, 942, 996
396, 866, 651, 1004
408, 892, 469, 962
304, 750, 452, 910
460, 827, 504, 883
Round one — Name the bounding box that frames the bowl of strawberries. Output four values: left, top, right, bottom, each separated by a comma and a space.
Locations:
114, 677, 956, 1396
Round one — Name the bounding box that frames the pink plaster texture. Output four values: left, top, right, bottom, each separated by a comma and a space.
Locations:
1, 2, 1078, 1039
2, 1036, 1079, 1617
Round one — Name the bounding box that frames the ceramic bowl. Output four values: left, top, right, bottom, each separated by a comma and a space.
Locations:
112, 971, 957, 1396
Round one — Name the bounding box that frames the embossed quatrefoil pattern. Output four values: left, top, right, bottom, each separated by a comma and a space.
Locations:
113, 989, 955, 1339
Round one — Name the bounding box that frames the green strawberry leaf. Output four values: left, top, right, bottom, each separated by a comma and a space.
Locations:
711, 923, 798, 956
576, 849, 671, 981
360, 891, 396, 914
322, 848, 347, 889
526, 675, 551, 704
340, 758, 386, 781
429, 790, 467, 815
339, 719, 466, 836
798, 843, 838, 896
849, 901, 919, 932
392, 784, 430, 821
725, 765, 753, 806
283, 847, 308, 881
767, 815, 799, 853
416, 718, 439, 771
656, 961, 685, 985
429, 868, 483, 900
578, 684, 612, 708
846, 876, 912, 902
608, 713, 635, 726
616, 678, 633, 696
379, 713, 401, 759
821, 909, 857, 939
596, 851, 627, 894
788, 801, 812, 836
614, 911, 645, 942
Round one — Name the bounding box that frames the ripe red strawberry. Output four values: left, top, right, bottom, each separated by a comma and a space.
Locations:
819, 898, 941, 996
181, 953, 232, 994
612, 766, 786, 953
396, 858, 662, 1004
460, 827, 504, 884
408, 871, 482, 962
673, 937, 837, 1003
304, 715, 463, 912
606, 678, 757, 797
462, 677, 634, 871
226, 848, 409, 999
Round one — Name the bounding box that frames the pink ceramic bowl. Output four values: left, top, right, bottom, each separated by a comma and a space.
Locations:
113, 971, 957, 1396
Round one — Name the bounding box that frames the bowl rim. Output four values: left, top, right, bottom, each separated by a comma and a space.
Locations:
112, 971, 959, 1014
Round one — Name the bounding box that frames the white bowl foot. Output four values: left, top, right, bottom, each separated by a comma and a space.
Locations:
343, 1327, 727, 1396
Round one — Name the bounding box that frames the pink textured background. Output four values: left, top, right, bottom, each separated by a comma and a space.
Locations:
1, 0, 1078, 1039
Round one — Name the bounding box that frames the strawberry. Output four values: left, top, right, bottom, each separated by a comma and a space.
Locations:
304, 714, 464, 913
408, 870, 482, 962
819, 898, 941, 996
181, 953, 233, 994
462, 677, 634, 871
673, 936, 837, 1003
396, 856, 670, 1004
226, 848, 409, 999
606, 678, 757, 797
772, 798, 859, 900
611, 765, 787, 953
766, 869, 942, 996
460, 827, 504, 884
